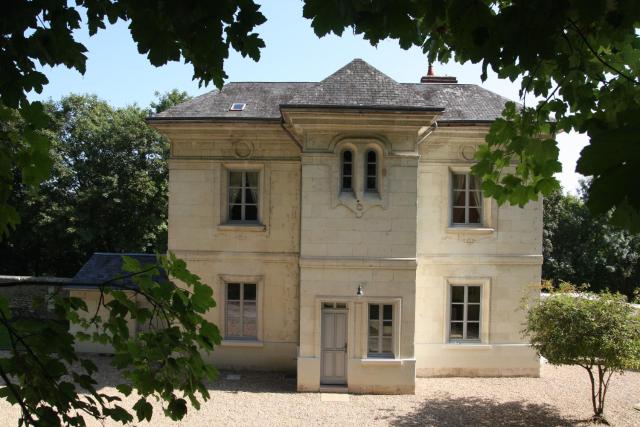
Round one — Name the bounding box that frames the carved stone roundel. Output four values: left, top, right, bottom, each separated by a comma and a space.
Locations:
461, 145, 476, 161
233, 141, 254, 158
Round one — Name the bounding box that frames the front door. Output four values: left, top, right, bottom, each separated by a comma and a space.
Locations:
321, 307, 347, 385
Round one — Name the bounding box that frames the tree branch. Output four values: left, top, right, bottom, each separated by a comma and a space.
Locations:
568, 19, 638, 85
0, 364, 34, 425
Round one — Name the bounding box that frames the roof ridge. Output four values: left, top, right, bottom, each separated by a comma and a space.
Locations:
319, 58, 397, 84
226, 81, 316, 84
286, 58, 435, 109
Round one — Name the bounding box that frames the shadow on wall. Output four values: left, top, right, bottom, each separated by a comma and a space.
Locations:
387, 396, 579, 427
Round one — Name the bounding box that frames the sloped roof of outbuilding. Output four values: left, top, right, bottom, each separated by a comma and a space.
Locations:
150, 59, 513, 122
69, 253, 167, 290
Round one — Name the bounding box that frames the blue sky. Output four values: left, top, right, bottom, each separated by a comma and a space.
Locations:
31, 0, 586, 193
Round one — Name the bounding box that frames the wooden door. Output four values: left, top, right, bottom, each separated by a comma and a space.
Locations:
320, 308, 347, 385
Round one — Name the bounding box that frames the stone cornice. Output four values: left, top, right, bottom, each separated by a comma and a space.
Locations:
299, 256, 417, 270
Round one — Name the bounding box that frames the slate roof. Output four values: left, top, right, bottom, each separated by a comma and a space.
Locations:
407, 83, 512, 122
69, 253, 167, 290
283, 59, 438, 110
151, 59, 512, 122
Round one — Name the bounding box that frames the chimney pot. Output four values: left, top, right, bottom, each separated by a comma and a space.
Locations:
420, 63, 458, 84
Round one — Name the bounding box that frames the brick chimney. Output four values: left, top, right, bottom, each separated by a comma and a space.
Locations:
420, 63, 458, 84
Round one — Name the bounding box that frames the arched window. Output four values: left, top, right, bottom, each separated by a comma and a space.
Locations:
341, 150, 353, 191
365, 150, 377, 192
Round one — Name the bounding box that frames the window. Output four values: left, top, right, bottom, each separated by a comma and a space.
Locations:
365, 150, 377, 192
229, 103, 246, 111
323, 302, 347, 309
225, 283, 257, 339
340, 150, 353, 191
368, 304, 393, 357
228, 171, 259, 223
449, 285, 481, 342
451, 172, 482, 225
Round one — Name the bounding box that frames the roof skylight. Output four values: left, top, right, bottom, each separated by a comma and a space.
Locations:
229, 103, 246, 111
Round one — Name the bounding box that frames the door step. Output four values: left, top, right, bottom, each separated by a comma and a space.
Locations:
319, 385, 348, 393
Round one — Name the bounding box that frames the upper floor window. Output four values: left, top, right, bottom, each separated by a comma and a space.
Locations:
449, 285, 481, 342
225, 282, 257, 339
368, 303, 393, 357
228, 171, 259, 223
341, 150, 353, 191
451, 172, 482, 225
365, 150, 378, 192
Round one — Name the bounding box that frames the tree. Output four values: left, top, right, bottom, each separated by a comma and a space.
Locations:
4, 1, 640, 235
0, 253, 221, 426
523, 284, 640, 423
543, 184, 640, 298
1, 0, 266, 237
150, 89, 192, 115
302, 0, 640, 232
0, 93, 180, 277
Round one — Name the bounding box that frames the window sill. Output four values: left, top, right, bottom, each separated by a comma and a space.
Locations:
221, 339, 263, 348
446, 227, 495, 235
360, 358, 400, 365
442, 343, 492, 350
363, 191, 381, 200
217, 223, 266, 232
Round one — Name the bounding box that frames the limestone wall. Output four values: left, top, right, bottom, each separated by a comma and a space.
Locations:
157, 122, 301, 370
415, 125, 542, 377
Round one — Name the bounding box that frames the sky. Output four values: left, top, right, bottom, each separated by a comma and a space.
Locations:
31, 0, 586, 193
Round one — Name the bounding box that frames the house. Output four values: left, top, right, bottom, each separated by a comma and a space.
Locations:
147, 59, 542, 394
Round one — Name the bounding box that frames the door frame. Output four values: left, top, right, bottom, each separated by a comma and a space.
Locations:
320, 304, 348, 385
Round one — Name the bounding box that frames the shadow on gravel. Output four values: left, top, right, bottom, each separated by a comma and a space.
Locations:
386, 396, 581, 427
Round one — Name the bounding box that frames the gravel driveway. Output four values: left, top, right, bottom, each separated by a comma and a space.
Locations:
0, 356, 638, 426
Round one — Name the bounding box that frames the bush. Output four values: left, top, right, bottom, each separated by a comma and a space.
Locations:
523, 283, 640, 423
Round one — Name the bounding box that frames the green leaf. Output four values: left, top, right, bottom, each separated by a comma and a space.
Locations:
116, 384, 132, 396
133, 397, 153, 422
166, 398, 187, 420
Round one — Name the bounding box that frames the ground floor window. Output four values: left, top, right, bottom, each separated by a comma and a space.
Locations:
449, 285, 481, 342
225, 282, 257, 339
368, 303, 393, 357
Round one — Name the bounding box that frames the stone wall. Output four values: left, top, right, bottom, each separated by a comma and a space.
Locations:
157, 121, 301, 371
414, 125, 542, 377
0, 276, 71, 319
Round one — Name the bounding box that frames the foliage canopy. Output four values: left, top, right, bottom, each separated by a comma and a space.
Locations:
0, 91, 189, 277
0, 254, 221, 426
3, 1, 640, 234
1, 0, 266, 237
543, 184, 640, 298
302, 0, 640, 231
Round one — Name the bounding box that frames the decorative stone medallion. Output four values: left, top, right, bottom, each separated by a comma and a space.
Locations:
233, 141, 254, 158
460, 145, 476, 161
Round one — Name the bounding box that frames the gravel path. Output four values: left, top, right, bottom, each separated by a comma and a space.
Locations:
0, 356, 638, 426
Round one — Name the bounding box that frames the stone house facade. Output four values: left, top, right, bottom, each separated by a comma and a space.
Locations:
148, 59, 542, 394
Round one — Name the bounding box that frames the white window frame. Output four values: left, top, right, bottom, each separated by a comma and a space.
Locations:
224, 282, 258, 340
449, 285, 482, 342
219, 163, 269, 231
444, 277, 491, 344
219, 275, 264, 345
450, 172, 483, 226
227, 170, 260, 224
367, 303, 394, 358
